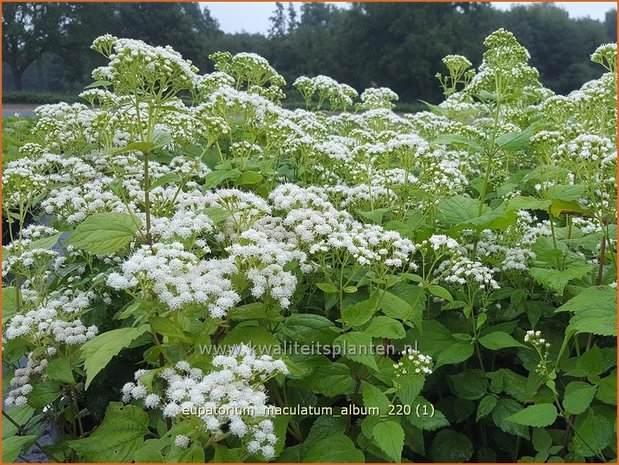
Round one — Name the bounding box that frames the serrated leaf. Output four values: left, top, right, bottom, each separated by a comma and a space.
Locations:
449, 369, 488, 400
67, 213, 141, 255
372, 421, 404, 462
341, 294, 378, 327
46, 357, 75, 385
361, 382, 390, 414
437, 195, 485, 226
505, 403, 557, 427
203, 207, 233, 223
435, 341, 474, 369
364, 316, 405, 339
68, 403, 148, 462
563, 381, 597, 415
203, 168, 241, 190
506, 196, 552, 212
235, 170, 263, 186
572, 410, 612, 458
476, 395, 498, 421
497, 126, 534, 151
478, 331, 526, 350
80, 325, 149, 389
429, 429, 473, 462
334, 332, 378, 371
303, 432, 365, 462
426, 284, 453, 302
3, 435, 37, 463
280, 314, 339, 345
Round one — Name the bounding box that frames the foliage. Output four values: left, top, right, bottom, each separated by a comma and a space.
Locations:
1, 31, 616, 463
2, 3, 615, 103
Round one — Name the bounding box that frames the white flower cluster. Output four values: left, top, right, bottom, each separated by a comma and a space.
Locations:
438, 255, 500, 290
5, 289, 98, 344
122, 346, 287, 459
92, 36, 199, 94
5, 354, 48, 408
106, 243, 239, 317
524, 330, 550, 348
394, 348, 433, 377
360, 87, 399, 110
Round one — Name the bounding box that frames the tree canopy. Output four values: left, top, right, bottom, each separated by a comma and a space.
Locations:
2, 2, 615, 102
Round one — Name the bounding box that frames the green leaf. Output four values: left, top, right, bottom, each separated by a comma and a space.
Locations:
406, 396, 450, 431
361, 382, 391, 415
506, 196, 552, 212
85, 79, 112, 89
203, 168, 241, 190
556, 286, 616, 337
571, 409, 612, 458
396, 377, 424, 406
497, 127, 533, 151
152, 127, 172, 149
372, 421, 404, 462
378, 287, 425, 329
228, 302, 282, 322
221, 324, 278, 348
426, 284, 453, 302
596, 370, 617, 405
303, 433, 365, 462
2, 435, 37, 463
80, 325, 149, 389
334, 332, 378, 371
289, 361, 354, 397
280, 314, 339, 345
549, 199, 589, 217
202, 207, 233, 224
111, 141, 155, 155
429, 429, 473, 462
437, 195, 485, 226
476, 395, 498, 421
478, 331, 526, 350
2, 287, 17, 324
316, 282, 338, 293
235, 170, 263, 186
546, 184, 585, 201
28, 381, 61, 409
435, 341, 474, 369
27, 232, 62, 250
505, 403, 557, 427
68, 403, 148, 462
341, 294, 378, 327
449, 369, 488, 400
492, 399, 530, 440
149, 317, 191, 344
432, 133, 483, 151
364, 316, 405, 340
532, 428, 553, 452
46, 357, 76, 385
530, 263, 592, 295
67, 213, 141, 255
149, 173, 182, 191
563, 381, 597, 415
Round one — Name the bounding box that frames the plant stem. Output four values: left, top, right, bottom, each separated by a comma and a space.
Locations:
143, 150, 152, 245
2, 411, 62, 463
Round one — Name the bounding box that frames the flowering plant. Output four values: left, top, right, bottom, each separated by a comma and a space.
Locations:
2, 31, 616, 463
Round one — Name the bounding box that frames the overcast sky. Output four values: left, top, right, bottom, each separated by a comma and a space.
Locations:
204, 2, 615, 34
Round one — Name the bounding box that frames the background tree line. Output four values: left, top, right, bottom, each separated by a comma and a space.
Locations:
2, 2, 616, 104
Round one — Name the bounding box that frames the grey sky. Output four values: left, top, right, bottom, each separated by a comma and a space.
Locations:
203, 2, 615, 35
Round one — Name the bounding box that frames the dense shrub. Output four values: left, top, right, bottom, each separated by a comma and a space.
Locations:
2, 31, 616, 463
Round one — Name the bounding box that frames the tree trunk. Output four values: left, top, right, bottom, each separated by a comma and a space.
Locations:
9, 63, 23, 91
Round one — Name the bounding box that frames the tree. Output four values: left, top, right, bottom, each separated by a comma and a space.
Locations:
299, 2, 334, 28
287, 3, 298, 33
2, 3, 68, 90
605, 9, 616, 41
268, 2, 286, 38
